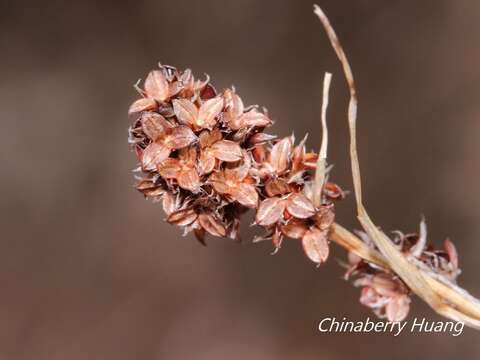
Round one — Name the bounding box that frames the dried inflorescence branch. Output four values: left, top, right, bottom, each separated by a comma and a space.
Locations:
127, 5, 480, 328
344, 221, 460, 321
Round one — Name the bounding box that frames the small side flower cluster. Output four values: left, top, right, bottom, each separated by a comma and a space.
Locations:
128, 64, 344, 264
345, 224, 460, 321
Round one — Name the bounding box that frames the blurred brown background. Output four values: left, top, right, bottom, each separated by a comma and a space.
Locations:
1, 0, 480, 359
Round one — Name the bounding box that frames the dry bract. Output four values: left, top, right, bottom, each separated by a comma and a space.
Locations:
256, 197, 286, 226
145, 70, 170, 102
173, 97, 224, 130
129, 97, 158, 114
302, 226, 330, 264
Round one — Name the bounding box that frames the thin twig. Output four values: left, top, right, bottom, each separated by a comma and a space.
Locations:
313, 72, 332, 207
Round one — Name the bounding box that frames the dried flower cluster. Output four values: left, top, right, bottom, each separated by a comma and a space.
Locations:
129, 64, 344, 264
345, 223, 460, 321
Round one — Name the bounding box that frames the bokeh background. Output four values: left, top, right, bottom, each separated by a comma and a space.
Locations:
1, 0, 480, 359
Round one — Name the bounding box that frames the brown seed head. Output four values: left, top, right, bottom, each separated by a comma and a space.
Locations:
129, 64, 343, 265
